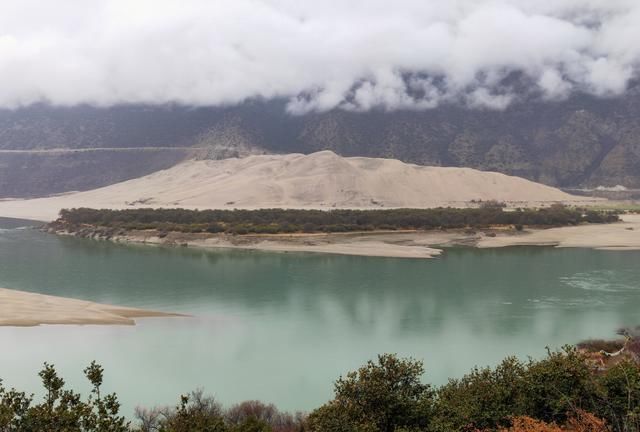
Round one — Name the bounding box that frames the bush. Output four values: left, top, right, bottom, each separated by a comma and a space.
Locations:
206, 223, 225, 233
159, 391, 227, 432
308, 354, 434, 432
135, 393, 305, 432
302, 223, 317, 233
576, 339, 625, 353
0, 361, 128, 432
480, 200, 507, 209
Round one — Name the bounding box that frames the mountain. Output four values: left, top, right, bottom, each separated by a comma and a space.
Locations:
1, 89, 639, 198
0, 151, 591, 222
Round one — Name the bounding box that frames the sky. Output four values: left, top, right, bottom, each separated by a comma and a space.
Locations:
0, 0, 638, 112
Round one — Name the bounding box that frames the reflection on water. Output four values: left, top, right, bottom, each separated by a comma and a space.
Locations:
1, 221, 640, 414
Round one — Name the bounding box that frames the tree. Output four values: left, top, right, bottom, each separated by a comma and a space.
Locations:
307, 354, 434, 432
158, 391, 227, 432
433, 356, 528, 431
0, 362, 128, 432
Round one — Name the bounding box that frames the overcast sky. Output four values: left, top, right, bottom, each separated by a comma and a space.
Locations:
0, 0, 638, 112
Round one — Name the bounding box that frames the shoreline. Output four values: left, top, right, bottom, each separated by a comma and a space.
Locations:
0, 287, 186, 327
46, 214, 640, 259
51, 228, 447, 259
477, 214, 640, 251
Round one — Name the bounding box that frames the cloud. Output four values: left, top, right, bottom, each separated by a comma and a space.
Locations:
0, 0, 638, 112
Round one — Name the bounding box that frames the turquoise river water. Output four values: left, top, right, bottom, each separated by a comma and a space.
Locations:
1, 217, 640, 415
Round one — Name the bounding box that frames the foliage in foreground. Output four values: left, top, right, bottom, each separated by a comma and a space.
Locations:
4, 346, 640, 431
306, 349, 640, 432
52, 205, 619, 236
0, 361, 128, 431
135, 392, 305, 432
0, 367, 303, 432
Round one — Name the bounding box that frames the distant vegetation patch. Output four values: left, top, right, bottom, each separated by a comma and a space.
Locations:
51, 205, 620, 235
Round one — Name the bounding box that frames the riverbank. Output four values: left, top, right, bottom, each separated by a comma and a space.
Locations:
478, 213, 640, 250
50, 227, 447, 258
46, 214, 640, 258
0, 287, 184, 326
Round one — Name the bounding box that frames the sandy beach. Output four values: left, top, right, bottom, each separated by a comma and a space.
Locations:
0, 287, 183, 327
112, 230, 449, 259
477, 214, 640, 250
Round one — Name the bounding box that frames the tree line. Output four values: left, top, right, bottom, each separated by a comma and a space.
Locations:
54, 205, 620, 235
2, 343, 640, 431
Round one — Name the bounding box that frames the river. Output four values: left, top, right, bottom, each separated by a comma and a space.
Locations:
1, 217, 639, 415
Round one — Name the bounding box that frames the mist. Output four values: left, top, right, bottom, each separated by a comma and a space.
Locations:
0, 0, 638, 112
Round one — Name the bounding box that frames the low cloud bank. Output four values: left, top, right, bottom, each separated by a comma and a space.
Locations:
0, 0, 638, 112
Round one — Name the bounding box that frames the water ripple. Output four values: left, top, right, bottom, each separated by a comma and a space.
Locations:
560, 270, 640, 293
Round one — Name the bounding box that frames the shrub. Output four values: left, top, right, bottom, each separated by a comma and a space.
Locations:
577, 339, 625, 353
0, 361, 128, 432
53, 207, 620, 236
206, 223, 225, 233
160, 391, 227, 432
308, 354, 434, 432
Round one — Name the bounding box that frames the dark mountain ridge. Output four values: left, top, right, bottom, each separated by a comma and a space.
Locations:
1, 90, 639, 198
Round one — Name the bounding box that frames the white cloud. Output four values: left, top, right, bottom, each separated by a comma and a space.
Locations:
466, 88, 514, 110
0, 0, 638, 112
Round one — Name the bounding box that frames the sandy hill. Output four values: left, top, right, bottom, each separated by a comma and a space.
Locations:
0, 151, 593, 222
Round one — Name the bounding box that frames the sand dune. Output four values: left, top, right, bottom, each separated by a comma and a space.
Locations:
0, 287, 182, 326
0, 151, 592, 221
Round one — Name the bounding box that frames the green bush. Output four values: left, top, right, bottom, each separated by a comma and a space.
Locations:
0, 361, 128, 432
206, 223, 226, 233
54, 207, 620, 236
310, 348, 640, 432
308, 354, 434, 432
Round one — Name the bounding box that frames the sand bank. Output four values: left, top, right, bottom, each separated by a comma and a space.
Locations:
0, 288, 183, 327
182, 233, 446, 259
477, 214, 640, 250
53, 214, 640, 259
57, 229, 447, 259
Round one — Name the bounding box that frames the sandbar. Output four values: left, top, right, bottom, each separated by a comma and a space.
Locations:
0, 287, 183, 327
477, 214, 640, 250
63, 214, 640, 259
